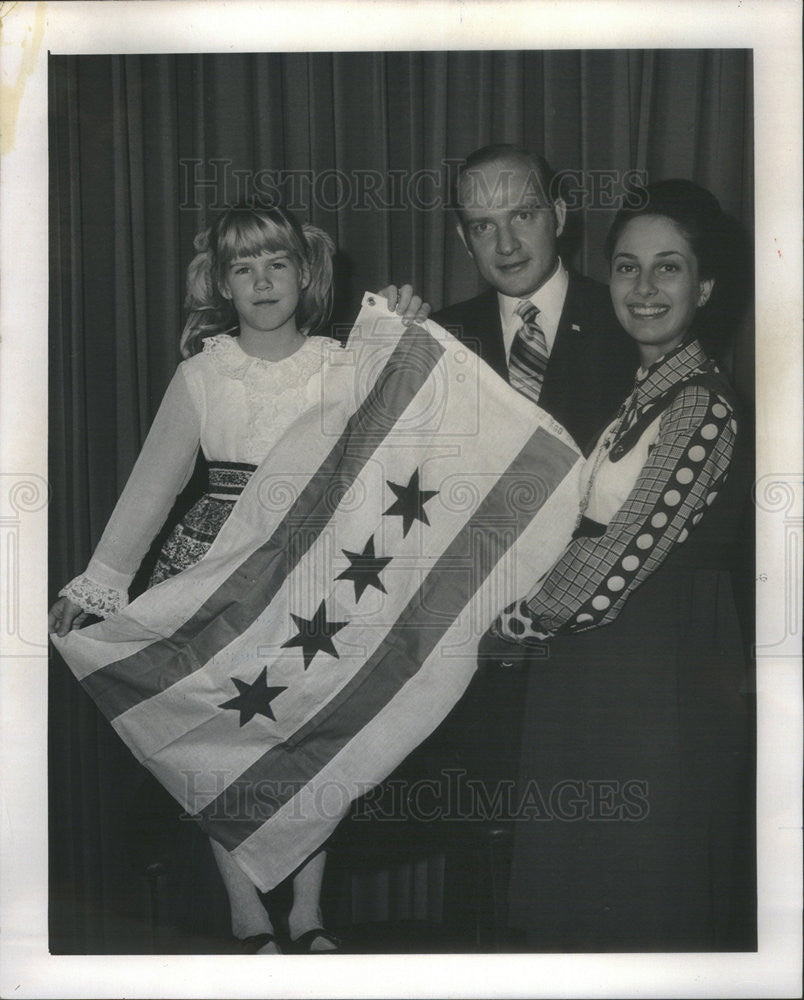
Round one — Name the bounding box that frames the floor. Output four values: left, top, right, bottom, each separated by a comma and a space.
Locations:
49, 887, 521, 955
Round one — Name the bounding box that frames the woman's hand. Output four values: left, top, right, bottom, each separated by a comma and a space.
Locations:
48, 596, 89, 637
378, 284, 431, 326
489, 610, 550, 646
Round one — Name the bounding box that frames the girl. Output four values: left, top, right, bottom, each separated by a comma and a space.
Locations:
493, 180, 755, 950
49, 204, 429, 953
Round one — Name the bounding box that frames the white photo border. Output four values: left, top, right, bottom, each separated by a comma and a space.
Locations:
1, 1, 801, 997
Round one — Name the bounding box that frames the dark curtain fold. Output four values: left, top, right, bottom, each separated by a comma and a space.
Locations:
48, 49, 754, 952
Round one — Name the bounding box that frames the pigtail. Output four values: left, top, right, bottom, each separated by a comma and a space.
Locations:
299, 223, 335, 335
179, 227, 237, 358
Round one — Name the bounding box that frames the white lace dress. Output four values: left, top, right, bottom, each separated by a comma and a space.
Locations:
61, 333, 338, 616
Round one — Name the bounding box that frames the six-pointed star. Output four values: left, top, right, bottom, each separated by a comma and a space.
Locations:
281, 600, 350, 670
383, 467, 439, 537
218, 666, 287, 727
335, 534, 392, 602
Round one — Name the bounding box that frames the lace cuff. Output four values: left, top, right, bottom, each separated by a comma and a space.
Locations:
59, 574, 129, 618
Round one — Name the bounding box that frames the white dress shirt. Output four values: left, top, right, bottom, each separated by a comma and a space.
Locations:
498, 259, 569, 364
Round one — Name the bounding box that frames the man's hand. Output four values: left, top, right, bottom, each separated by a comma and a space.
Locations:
378, 284, 431, 326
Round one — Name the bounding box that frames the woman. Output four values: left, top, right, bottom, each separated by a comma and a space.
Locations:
493, 180, 756, 951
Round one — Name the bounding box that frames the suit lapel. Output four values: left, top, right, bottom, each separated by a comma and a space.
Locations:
539, 273, 585, 419
474, 289, 508, 378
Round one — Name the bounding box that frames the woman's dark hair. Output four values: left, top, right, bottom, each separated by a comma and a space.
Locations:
604, 179, 752, 358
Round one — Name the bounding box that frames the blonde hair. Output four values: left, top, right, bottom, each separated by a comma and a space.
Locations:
180, 205, 335, 358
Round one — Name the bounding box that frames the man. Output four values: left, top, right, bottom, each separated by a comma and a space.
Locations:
338, 147, 639, 947
423, 143, 638, 803
433, 143, 637, 455
406, 146, 638, 943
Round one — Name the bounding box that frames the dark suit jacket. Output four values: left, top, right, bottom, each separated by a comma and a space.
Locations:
432, 271, 638, 455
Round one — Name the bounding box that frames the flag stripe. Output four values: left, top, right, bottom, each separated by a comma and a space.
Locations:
82, 326, 446, 720
196, 426, 577, 849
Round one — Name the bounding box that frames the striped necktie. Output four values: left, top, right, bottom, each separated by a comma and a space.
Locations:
509, 300, 548, 403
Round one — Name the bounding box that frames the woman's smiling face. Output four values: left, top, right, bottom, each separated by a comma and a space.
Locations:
609, 215, 713, 367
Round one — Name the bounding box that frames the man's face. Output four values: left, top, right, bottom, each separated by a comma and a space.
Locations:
457, 158, 566, 298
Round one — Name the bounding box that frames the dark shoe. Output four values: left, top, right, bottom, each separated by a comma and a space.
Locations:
239, 932, 282, 954
290, 927, 341, 953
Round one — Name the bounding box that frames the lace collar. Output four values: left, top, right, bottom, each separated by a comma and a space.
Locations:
202, 333, 327, 380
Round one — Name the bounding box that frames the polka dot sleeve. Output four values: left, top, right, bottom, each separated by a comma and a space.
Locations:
494, 384, 736, 642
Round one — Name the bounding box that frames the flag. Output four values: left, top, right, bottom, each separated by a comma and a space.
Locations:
54, 294, 582, 891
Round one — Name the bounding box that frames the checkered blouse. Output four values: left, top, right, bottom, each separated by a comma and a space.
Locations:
494, 340, 737, 642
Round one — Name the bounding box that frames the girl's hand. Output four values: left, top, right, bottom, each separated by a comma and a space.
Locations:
48, 596, 89, 637
378, 284, 432, 326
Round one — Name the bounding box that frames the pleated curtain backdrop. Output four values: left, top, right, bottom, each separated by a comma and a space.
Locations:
48, 49, 753, 952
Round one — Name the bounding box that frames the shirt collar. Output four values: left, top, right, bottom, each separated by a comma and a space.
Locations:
632, 340, 711, 404
498, 258, 568, 334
